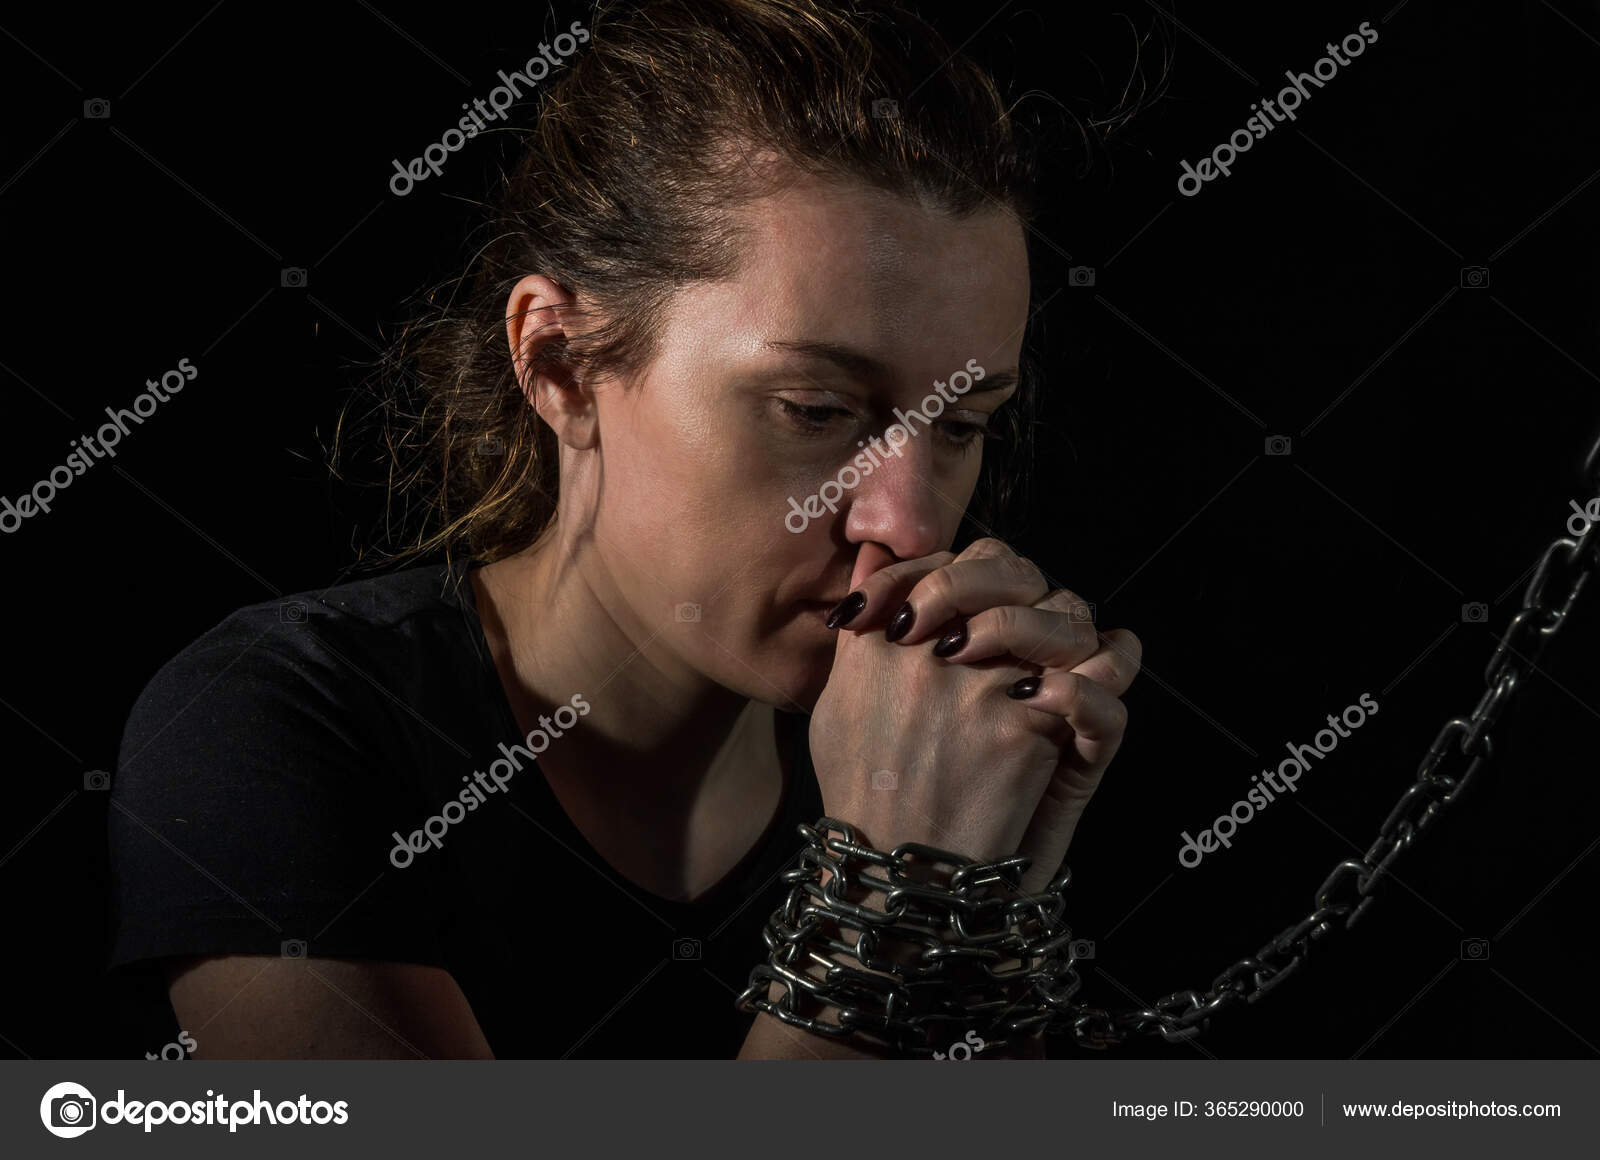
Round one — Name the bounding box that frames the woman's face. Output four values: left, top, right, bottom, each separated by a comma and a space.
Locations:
579, 171, 1030, 711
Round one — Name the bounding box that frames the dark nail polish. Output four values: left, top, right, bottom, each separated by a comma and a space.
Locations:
932, 625, 967, 658
1007, 676, 1042, 700
885, 602, 916, 642
825, 590, 867, 630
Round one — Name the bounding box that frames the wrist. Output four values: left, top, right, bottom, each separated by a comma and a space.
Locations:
741, 817, 1069, 1058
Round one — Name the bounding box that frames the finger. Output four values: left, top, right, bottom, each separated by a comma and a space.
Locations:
1066, 628, 1143, 698
932, 604, 1097, 671
931, 589, 1098, 668
846, 540, 898, 593
1006, 670, 1129, 764
825, 550, 956, 631
889, 539, 1049, 645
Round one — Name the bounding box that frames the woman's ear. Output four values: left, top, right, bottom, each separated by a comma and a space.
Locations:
505, 273, 598, 450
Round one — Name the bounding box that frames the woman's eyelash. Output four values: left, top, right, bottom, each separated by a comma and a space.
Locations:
775, 399, 848, 430
774, 397, 1005, 449
940, 421, 1003, 449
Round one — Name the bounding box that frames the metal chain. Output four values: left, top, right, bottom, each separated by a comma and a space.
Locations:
736, 822, 1081, 1057
1046, 430, 1600, 1049
740, 428, 1600, 1055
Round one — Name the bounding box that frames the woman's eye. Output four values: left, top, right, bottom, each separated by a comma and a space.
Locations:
936, 421, 992, 450
775, 398, 852, 433
774, 397, 1007, 451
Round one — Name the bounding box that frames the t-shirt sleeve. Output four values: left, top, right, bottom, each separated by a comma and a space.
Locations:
106, 627, 452, 974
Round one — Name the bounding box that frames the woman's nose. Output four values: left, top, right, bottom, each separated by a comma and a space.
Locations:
840, 438, 947, 562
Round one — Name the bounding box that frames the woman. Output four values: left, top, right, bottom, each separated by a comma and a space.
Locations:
106, 0, 1142, 1059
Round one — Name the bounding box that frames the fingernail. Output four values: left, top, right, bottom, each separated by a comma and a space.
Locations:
825, 590, 867, 630
885, 602, 915, 642
932, 625, 967, 658
1007, 676, 1042, 700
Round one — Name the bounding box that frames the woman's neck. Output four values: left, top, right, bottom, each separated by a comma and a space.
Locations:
467, 529, 790, 901
468, 528, 772, 805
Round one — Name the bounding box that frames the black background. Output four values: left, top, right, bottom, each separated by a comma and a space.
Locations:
2, 0, 1597, 1059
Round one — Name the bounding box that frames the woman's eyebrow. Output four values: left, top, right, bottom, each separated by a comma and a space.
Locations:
762, 338, 1019, 394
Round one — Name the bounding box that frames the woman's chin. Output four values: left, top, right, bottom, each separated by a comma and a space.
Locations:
760, 637, 834, 714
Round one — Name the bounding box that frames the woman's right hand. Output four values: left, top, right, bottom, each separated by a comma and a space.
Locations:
808, 538, 1138, 894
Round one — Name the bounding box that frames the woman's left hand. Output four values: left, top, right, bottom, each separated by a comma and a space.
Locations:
839, 537, 1142, 892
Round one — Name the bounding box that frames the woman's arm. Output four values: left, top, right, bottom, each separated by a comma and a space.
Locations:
736, 868, 1050, 1060
165, 954, 496, 1059
738, 996, 1047, 1059
737, 986, 891, 1059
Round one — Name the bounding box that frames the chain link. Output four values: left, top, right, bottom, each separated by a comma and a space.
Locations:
1048, 432, 1600, 1049
739, 428, 1600, 1056
735, 820, 1085, 1056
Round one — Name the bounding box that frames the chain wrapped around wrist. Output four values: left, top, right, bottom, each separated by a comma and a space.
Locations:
741, 430, 1600, 1054
735, 817, 1083, 1058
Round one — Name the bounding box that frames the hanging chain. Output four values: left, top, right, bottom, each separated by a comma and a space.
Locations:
1043, 429, 1600, 1049
739, 429, 1600, 1056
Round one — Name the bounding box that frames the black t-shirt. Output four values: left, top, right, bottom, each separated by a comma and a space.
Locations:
106, 561, 823, 1058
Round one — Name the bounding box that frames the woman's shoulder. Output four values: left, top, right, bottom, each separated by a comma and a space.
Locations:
172, 559, 472, 664
136, 560, 473, 702
105, 561, 473, 974
116, 560, 488, 789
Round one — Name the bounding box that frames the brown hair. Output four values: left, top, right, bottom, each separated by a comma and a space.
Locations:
335, 0, 1059, 573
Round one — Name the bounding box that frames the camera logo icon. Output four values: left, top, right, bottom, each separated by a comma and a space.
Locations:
280, 600, 307, 623
870, 769, 898, 791
83, 770, 111, 791
83, 98, 110, 120
1069, 938, 1096, 960
476, 434, 505, 456
281, 938, 308, 959
1265, 435, 1292, 456
674, 602, 701, 622
1460, 938, 1490, 961
40, 1081, 97, 1138
1068, 265, 1096, 287
871, 98, 899, 119
1066, 601, 1096, 623
280, 267, 308, 288
1461, 602, 1488, 624
1460, 266, 1489, 289
673, 937, 701, 960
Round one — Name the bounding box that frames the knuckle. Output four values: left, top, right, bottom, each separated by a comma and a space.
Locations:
1085, 616, 1110, 651
960, 536, 1010, 561
990, 705, 1034, 747
1058, 670, 1087, 710
915, 567, 956, 608
1004, 554, 1042, 587
867, 558, 922, 596
1047, 613, 1090, 658
985, 603, 1022, 638
1108, 627, 1143, 669
1041, 587, 1087, 616
1105, 695, 1129, 735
